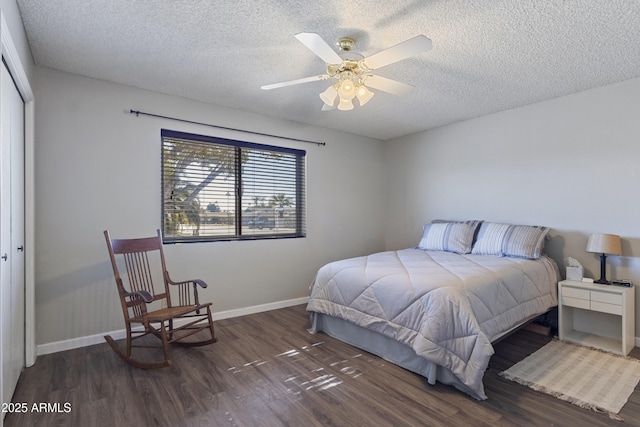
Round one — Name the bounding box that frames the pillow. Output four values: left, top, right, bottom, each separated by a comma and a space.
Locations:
502, 224, 550, 259
471, 222, 510, 256
471, 222, 550, 259
432, 219, 484, 245
418, 220, 481, 254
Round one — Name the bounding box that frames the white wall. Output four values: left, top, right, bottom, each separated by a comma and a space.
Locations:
385, 77, 640, 329
33, 67, 386, 349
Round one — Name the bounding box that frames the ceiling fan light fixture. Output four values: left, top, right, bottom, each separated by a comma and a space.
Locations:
337, 97, 354, 111
356, 84, 374, 106
263, 33, 432, 111
337, 78, 356, 100
319, 84, 338, 106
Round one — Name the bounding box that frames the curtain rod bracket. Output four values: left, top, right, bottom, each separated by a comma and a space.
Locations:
128, 109, 325, 146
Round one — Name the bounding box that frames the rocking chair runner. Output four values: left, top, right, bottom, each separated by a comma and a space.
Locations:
104, 229, 217, 369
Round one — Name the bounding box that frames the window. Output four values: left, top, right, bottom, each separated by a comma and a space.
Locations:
162, 129, 306, 243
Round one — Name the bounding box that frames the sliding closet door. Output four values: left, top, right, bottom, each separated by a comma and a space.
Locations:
0, 59, 25, 408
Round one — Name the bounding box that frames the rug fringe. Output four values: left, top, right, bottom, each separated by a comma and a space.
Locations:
548, 338, 636, 361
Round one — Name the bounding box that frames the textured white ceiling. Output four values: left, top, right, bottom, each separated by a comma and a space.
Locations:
16, 0, 640, 140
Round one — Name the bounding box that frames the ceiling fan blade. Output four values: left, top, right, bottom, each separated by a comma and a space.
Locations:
295, 33, 343, 65
362, 35, 432, 70
364, 75, 414, 97
261, 75, 327, 90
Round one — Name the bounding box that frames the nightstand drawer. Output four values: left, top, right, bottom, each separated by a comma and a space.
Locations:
591, 291, 622, 306
563, 287, 590, 300
562, 296, 590, 310
591, 301, 623, 315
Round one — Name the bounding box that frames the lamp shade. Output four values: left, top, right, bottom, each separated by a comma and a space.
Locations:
356, 85, 374, 106
337, 79, 356, 100
319, 85, 338, 106
586, 233, 622, 255
337, 98, 354, 111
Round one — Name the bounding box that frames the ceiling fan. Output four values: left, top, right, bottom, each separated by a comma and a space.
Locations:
261, 33, 432, 111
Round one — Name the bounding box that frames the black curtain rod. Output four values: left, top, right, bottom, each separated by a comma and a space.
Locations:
129, 109, 326, 146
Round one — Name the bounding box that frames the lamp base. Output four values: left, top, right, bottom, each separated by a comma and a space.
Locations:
595, 253, 609, 285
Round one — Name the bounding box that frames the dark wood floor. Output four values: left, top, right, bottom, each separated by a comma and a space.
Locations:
5, 304, 640, 426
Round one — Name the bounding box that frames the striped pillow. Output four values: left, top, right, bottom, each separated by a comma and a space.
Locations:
418, 220, 480, 254
471, 222, 510, 256
503, 225, 550, 259
472, 223, 550, 259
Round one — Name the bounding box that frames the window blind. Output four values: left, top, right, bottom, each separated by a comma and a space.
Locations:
161, 129, 306, 243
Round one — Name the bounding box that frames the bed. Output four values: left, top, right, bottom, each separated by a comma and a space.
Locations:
307, 220, 560, 400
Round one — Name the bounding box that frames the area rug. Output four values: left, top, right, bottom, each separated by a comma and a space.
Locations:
499, 340, 640, 420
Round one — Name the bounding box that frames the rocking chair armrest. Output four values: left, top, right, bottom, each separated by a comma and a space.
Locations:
193, 279, 208, 289
125, 290, 154, 303
166, 277, 207, 306
167, 278, 208, 289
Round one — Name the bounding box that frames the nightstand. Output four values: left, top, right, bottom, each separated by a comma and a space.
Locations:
558, 280, 635, 356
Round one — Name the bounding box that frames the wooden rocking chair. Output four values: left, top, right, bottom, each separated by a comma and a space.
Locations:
103, 229, 217, 369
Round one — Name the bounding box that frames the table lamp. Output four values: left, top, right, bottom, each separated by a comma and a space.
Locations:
586, 233, 622, 285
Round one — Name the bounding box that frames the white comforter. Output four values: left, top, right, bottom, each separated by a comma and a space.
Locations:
307, 248, 559, 399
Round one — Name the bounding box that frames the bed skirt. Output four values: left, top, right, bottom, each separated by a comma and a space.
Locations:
308, 312, 486, 400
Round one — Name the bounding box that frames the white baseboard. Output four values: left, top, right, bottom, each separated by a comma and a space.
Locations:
36, 296, 309, 356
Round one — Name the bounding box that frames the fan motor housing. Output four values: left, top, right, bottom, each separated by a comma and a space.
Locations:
327, 58, 364, 77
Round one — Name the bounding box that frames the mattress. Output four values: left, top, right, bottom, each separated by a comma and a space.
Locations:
307, 248, 560, 399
